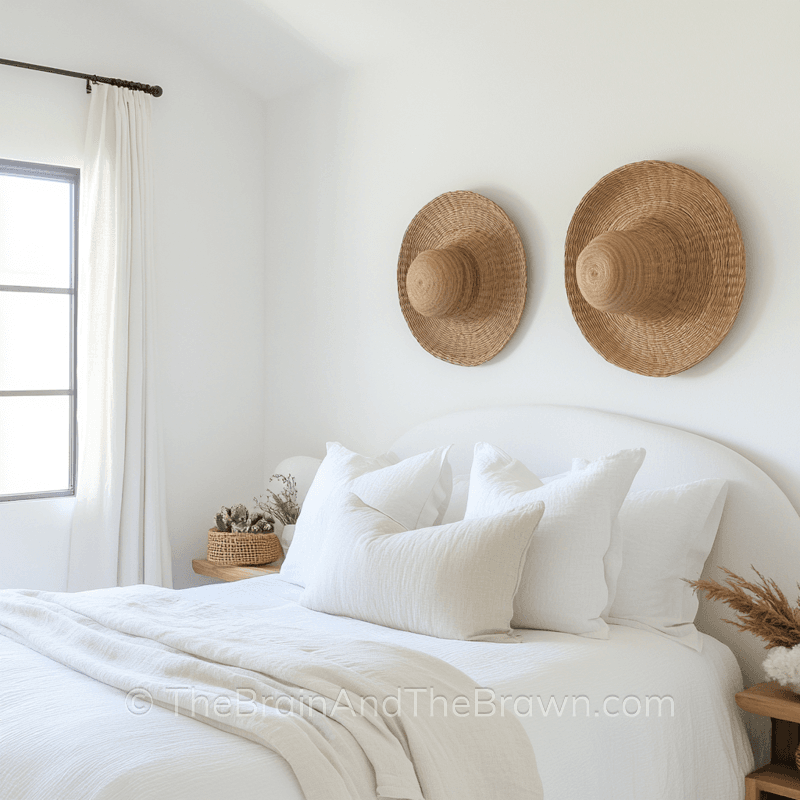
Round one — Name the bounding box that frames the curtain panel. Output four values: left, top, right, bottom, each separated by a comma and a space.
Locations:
68, 84, 172, 590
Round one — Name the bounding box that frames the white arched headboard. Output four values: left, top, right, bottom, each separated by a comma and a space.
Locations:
390, 405, 800, 704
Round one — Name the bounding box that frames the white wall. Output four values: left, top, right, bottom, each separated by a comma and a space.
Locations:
262, 8, 798, 762
263, 2, 800, 534
0, 0, 268, 590
3, 0, 798, 601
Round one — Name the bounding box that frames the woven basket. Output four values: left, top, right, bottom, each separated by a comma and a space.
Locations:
207, 528, 282, 566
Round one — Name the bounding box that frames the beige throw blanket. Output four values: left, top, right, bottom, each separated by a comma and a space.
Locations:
0, 586, 542, 800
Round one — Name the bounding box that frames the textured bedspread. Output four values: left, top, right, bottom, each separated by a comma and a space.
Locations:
0, 586, 542, 800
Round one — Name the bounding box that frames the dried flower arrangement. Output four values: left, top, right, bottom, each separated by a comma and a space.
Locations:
255, 474, 301, 527
689, 567, 800, 649
689, 567, 800, 692
214, 503, 274, 534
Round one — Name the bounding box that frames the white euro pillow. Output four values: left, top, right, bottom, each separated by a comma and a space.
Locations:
607, 479, 728, 650
300, 492, 546, 642
280, 442, 452, 587
465, 443, 645, 638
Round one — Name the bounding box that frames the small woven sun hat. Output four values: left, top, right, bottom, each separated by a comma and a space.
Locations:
397, 190, 527, 366
565, 160, 745, 377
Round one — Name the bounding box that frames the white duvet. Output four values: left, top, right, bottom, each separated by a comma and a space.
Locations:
0, 575, 752, 800
0, 584, 540, 800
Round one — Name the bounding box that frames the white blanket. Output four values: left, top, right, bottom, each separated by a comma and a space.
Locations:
0, 586, 542, 800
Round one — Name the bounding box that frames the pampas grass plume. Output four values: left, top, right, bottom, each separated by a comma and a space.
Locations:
688, 567, 800, 649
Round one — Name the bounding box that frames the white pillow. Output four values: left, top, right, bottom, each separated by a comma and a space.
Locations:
280, 443, 452, 587
568, 456, 623, 620
465, 443, 645, 638
606, 479, 728, 650
300, 492, 546, 642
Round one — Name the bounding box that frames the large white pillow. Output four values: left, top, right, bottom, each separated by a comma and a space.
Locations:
280, 443, 452, 587
300, 492, 546, 642
448, 458, 624, 621
607, 479, 728, 650
465, 443, 645, 638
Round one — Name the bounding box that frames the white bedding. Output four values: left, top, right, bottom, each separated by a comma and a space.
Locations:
0, 583, 540, 800
1, 575, 753, 800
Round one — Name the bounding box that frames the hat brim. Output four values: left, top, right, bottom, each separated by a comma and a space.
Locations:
565, 161, 745, 377
398, 191, 527, 366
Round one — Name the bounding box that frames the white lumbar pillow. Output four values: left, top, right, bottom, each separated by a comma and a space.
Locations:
606, 479, 728, 650
300, 492, 546, 642
464, 443, 645, 638
280, 443, 452, 587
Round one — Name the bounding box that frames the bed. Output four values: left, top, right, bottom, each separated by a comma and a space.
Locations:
3, 403, 792, 799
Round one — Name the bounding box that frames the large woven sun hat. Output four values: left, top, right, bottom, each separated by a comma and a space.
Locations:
397, 190, 527, 366
565, 160, 745, 377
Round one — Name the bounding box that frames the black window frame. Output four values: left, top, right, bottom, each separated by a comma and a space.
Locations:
0, 158, 79, 502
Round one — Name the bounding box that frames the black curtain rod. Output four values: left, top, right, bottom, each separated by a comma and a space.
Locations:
0, 57, 163, 97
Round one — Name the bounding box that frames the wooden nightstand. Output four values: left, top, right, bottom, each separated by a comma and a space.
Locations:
192, 558, 280, 582
737, 681, 800, 799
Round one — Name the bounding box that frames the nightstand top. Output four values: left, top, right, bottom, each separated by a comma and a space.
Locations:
192, 558, 280, 582
736, 681, 800, 724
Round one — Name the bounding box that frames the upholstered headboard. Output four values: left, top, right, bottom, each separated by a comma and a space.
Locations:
391, 404, 800, 747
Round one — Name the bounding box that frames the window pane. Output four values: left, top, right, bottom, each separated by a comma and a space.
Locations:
0, 292, 71, 391
0, 395, 70, 496
0, 175, 72, 289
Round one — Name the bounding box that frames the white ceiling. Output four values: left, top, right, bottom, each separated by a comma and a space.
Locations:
120, 0, 522, 101
118, 0, 340, 100
254, 0, 477, 67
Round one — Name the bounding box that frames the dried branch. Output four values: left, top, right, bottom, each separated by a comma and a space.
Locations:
255, 473, 300, 527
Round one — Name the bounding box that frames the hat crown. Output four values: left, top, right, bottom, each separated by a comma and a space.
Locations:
575, 219, 684, 320
406, 247, 480, 319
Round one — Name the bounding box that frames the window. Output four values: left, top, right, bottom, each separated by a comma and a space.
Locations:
0, 159, 79, 501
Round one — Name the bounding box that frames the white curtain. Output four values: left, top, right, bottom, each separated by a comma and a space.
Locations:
67, 84, 172, 591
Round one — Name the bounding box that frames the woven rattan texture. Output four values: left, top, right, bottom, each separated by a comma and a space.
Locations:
398, 191, 527, 366
565, 161, 745, 377
207, 528, 282, 566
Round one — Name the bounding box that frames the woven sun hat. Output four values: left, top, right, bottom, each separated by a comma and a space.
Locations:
565, 160, 745, 377
397, 190, 527, 366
